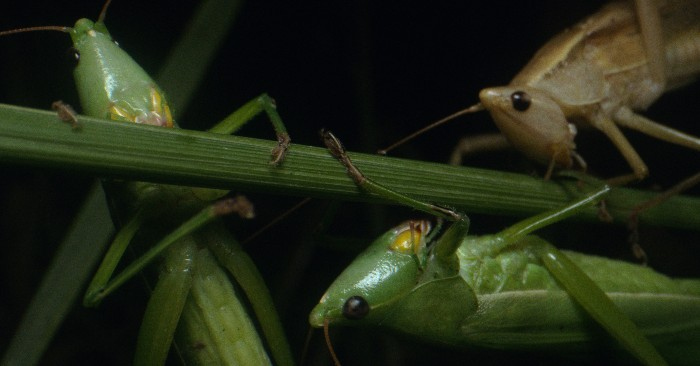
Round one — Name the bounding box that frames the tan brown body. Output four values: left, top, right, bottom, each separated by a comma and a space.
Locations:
477, 0, 700, 182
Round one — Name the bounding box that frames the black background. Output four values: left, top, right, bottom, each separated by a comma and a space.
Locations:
0, 1, 698, 365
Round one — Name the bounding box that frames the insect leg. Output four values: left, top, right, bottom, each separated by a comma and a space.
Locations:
448, 133, 510, 166
635, 0, 666, 98
208, 93, 291, 165
321, 129, 470, 257
83, 208, 146, 307
205, 223, 295, 366
495, 185, 609, 244
614, 106, 700, 151
51, 100, 80, 129
589, 113, 649, 185
526, 236, 668, 366
134, 237, 195, 366
487, 185, 666, 366
172, 245, 274, 365
321, 129, 466, 221
627, 171, 700, 263
83, 197, 253, 307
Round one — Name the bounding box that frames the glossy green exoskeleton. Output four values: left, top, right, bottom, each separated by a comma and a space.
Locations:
0, 2, 292, 365
313, 130, 700, 366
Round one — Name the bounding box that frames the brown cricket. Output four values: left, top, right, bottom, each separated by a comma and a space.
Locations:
384, 0, 700, 184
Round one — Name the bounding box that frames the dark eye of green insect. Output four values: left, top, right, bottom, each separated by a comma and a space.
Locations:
510, 91, 531, 111
67, 47, 80, 66
342, 296, 370, 320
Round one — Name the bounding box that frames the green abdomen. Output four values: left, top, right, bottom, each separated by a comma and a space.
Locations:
456, 237, 700, 363
458, 236, 700, 296
564, 251, 700, 295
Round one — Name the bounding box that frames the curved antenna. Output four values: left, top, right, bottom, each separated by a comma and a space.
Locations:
378, 102, 485, 155
97, 0, 113, 23
0, 26, 69, 37
323, 318, 342, 366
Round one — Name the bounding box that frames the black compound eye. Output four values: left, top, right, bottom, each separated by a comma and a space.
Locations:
342, 296, 370, 320
510, 91, 531, 111
67, 47, 80, 66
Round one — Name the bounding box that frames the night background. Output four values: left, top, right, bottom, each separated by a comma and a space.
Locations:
0, 0, 698, 365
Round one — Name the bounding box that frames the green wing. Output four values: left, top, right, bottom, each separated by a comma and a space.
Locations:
458, 236, 700, 365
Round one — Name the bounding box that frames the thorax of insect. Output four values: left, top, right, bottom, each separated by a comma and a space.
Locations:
513, 1, 700, 113
69, 18, 174, 128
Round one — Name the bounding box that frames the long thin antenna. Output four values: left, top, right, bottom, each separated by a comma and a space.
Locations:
323, 318, 342, 366
0, 26, 69, 37
98, 0, 113, 23
242, 197, 312, 244
378, 102, 485, 155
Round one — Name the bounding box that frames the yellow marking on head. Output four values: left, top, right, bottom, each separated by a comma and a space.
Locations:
106, 87, 174, 128
149, 87, 174, 128
389, 220, 429, 256
163, 104, 173, 127
150, 87, 162, 108
109, 104, 134, 122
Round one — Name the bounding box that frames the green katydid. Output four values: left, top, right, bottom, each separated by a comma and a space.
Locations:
313, 130, 700, 366
0, 1, 293, 365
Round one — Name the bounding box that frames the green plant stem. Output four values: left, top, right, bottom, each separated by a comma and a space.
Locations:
0, 103, 698, 229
